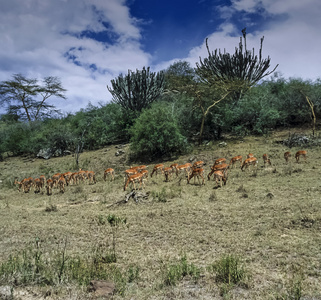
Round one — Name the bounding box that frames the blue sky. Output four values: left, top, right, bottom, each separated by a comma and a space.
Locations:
0, 0, 320, 114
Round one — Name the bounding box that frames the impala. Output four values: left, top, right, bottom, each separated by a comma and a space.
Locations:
39, 175, 46, 189
170, 163, 179, 170
229, 156, 242, 168
163, 167, 174, 182
214, 158, 226, 166
131, 165, 147, 172
212, 170, 228, 187
33, 178, 43, 193
208, 163, 229, 180
124, 173, 145, 191
86, 170, 96, 184
193, 160, 204, 169
247, 153, 254, 159
104, 168, 115, 181
58, 175, 66, 193
284, 151, 291, 163
124, 168, 139, 183
62, 172, 73, 186
150, 164, 164, 177
295, 150, 307, 163
52, 173, 61, 188
241, 157, 258, 171
46, 178, 54, 195
176, 163, 192, 177
262, 154, 271, 166
187, 168, 205, 185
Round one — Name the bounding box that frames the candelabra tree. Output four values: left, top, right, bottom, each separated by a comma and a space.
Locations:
107, 67, 165, 114
195, 28, 278, 143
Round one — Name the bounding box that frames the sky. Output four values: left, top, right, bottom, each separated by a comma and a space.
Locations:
0, 0, 320, 115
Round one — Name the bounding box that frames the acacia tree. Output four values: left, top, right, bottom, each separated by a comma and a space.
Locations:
195, 28, 278, 143
107, 67, 165, 114
0, 74, 67, 122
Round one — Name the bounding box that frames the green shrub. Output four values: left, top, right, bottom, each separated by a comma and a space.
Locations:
129, 102, 188, 160
208, 254, 246, 285
163, 255, 201, 286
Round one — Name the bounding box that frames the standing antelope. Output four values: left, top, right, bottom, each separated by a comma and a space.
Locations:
284, 151, 291, 163
247, 153, 254, 159
104, 168, 115, 181
262, 154, 271, 167
295, 150, 307, 163
124, 173, 145, 191
58, 175, 66, 193
163, 167, 174, 182
187, 168, 205, 185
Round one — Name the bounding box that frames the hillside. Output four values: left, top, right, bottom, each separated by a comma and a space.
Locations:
0, 128, 321, 299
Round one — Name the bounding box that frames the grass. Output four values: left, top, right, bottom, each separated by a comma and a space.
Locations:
0, 130, 321, 299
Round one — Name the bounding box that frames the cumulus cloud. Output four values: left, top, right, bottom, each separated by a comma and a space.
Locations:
0, 0, 320, 114
0, 0, 150, 113
185, 0, 321, 80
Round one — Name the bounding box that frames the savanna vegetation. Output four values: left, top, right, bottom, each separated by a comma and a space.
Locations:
0, 29, 321, 299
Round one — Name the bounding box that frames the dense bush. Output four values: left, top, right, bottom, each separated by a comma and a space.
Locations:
129, 102, 188, 160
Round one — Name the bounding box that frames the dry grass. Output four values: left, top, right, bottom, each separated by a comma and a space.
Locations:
1, 129, 321, 299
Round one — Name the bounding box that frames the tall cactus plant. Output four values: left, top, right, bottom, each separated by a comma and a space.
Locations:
107, 67, 165, 113
196, 28, 278, 90
194, 28, 278, 144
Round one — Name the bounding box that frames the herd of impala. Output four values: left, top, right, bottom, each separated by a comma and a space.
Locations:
14, 169, 96, 195
14, 150, 307, 194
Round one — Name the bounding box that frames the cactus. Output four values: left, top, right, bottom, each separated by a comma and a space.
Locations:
107, 67, 165, 112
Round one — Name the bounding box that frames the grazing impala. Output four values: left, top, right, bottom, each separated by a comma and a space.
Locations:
193, 161, 204, 170
150, 164, 164, 177
295, 150, 307, 163
208, 163, 229, 180
187, 168, 205, 185
124, 168, 139, 183
176, 163, 192, 177
262, 154, 271, 167
214, 158, 226, 166
46, 179, 54, 195
229, 156, 242, 168
62, 172, 73, 186
52, 173, 61, 188
104, 168, 115, 181
163, 167, 174, 182
86, 171, 96, 184
33, 178, 43, 193
213, 170, 228, 187
247, 153, 254, 159
124, 173, 145, 191
241, 157, 258, 171
58, 175, 66, 193
39, 175, 46, 189
284, 151, 291, 163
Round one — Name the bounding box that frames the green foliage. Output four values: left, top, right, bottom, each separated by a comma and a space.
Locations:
0, 239, 131, 295
129, 102, 188, 159
0, 74, 66, 122
208, 254, 247, 285
108, 66, 165, 113
163, 255, 201, 286
151, 188, 168, 203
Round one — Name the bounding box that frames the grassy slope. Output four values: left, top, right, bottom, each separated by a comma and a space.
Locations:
0, 128, 321, 299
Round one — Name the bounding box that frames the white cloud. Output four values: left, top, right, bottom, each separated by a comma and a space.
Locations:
0, 0, 151, 113
185, 0, 321, 81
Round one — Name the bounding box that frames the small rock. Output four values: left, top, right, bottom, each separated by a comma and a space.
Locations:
88, 280, 115, 299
